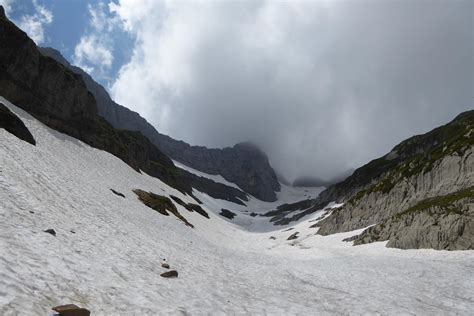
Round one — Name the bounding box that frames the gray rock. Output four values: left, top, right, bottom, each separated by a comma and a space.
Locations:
44, 229, 56, 236
353, 197, 473, 250
160, 270, 178, 278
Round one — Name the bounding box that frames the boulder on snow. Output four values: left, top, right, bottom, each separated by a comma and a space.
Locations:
44, 229, 56, 236
287, 232, 299, 240
161, 263, 170, 269
160, 270, 178, 278
52, 304, 90, 316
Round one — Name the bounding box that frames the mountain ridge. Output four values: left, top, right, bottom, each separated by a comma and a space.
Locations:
291, 110, 474, 249
38, 47, 281, 202
0, 10, 248, 205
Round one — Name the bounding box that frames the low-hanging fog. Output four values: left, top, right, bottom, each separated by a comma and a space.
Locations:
110, 0, 473, 182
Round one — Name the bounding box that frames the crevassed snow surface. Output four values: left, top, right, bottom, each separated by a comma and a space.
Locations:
0, 97, 473, 315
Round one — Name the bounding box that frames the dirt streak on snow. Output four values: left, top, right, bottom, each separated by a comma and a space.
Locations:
0, 97, 473, 315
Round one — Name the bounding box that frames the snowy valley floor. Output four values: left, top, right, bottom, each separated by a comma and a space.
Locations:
1, 97, 473, 315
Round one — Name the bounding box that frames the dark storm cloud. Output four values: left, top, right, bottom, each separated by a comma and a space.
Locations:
110, 0, 473, 181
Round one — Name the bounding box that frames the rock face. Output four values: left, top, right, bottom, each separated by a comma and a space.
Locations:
158, 141, 281, 201
39, 47, 281, 201
0, 13, 171, 183
52, 304, 90, 316
314, 111, 474, 250
353, 195, 473, 250
219, 209, 236, 220
0, 102, 36, 145
0, 12, 247, 205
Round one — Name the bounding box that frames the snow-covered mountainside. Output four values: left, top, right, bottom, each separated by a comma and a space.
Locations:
1, 97, 474, 314
38, 46, 282, 202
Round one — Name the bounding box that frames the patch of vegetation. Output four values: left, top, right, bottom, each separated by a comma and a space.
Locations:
328, 111, 474, 205
134, 189, 194, 228
396, 186, 474, 218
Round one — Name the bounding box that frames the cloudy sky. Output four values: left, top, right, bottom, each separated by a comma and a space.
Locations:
3, 0, 473, 181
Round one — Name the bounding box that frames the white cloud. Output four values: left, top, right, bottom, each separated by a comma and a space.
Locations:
17, 0, 53, 44
74, 35, 113, 71
73, 2, 117, 77
109, 0, 472, 180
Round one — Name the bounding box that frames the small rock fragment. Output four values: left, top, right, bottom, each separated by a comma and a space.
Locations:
160, 270, 178, 278
269, 236, 276, 240
161, 263, 170, 269
110, 189, 125, 198
287, 232, 299, 240
44, 229, 56, 236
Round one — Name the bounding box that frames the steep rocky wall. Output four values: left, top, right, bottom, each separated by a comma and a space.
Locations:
353, 194, 473, 250
0, 11, 248, 204
317, 147, 474, 236
39, 47, 281, 201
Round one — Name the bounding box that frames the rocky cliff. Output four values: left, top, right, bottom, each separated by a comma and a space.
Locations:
38, 47, 281, 202
40, 47, 280, 201
314, 110, 474, 249
0, 9, 247, 205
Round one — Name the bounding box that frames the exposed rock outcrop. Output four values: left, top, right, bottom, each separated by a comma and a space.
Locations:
313, 111, 474, 250
0, 11, 248, 205
219, 209, 236, 219
317, 147, 474, 236
169, 195, 209, 218
133, 189, 194, 228
353, 192, 473, 250
0, 102, 36, 145
39, 47, 281, 201
261, 199, 326, 226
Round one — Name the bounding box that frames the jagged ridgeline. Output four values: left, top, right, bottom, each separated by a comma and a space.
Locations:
315, 110, 474, 250
0, 9, 248, 205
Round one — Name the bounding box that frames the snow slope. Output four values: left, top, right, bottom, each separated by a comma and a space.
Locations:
1, 97, 473, 315
174, 159, 325, 231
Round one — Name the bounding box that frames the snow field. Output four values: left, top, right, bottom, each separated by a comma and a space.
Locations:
1, 97, 473, 315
